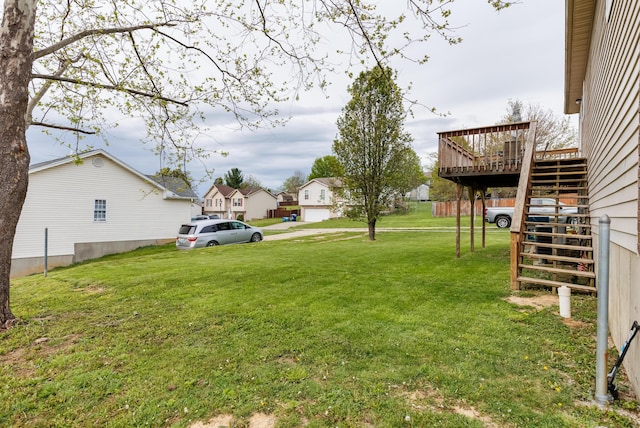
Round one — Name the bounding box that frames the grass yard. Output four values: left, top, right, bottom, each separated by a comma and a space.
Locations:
287, 201, 482, 230
1, 215, 638, 426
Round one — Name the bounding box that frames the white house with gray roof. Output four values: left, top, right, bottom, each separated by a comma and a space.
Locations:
11, 149, 199, 277
298, 178, 345, 222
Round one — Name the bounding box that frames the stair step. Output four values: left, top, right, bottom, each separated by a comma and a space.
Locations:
524, 213, 589, 220
526, 206, 590, 212
530, 186, 589, 192
533, 162, 587, 170
531, 175, 587, 184
534, 162, 587, 166
525, 230, 592, 240
517, 276, 596, 292
531, 182, 587, 188
521, 241, 593, 252
519, 263, 596, 278
520, 252, 595, 264
532, 172, 587, 178
534, 157, 587, 164
524, 221, 591, 229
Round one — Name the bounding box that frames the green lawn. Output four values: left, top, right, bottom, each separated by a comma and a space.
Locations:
289, 201, 484, 229
1, 213, 637, 427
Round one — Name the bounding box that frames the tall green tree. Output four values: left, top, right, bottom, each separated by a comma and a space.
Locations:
333, 66, 423, 240
0, 0, 511, 327
224, 168, 244, 189
428, 164, 459, 201
308, 155, 344, 180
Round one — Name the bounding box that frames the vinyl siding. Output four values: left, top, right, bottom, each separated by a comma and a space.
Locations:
13, 154, 192, 259
298, 181, 334, 207
245, 191, 276, 220
575, 0, 640, 399
581, 0, 639, 253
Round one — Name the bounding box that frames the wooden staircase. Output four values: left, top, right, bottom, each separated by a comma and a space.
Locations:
515, 157, 596, 292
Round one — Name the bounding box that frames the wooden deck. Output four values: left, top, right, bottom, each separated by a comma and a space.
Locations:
438, 122, 529, 188
438, 122, 580, 188
438, 121, 593, 291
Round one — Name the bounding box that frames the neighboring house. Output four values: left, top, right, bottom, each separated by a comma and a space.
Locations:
202, 184, 235, 218
276, 191, 297, 204
11, 150, 198, 277
298, 178, 344, 222
408, 183, 430, 201
565, 1, 640, 396
228, 187, 277, 220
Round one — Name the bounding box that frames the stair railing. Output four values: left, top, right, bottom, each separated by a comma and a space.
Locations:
510, 121, 538, 290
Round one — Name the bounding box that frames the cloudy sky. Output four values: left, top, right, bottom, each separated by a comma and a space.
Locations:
28, 0, 570, 195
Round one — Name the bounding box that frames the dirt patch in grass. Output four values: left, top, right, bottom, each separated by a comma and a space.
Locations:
507, 294, 557, 310
189, 413, 276, 428
507, 293, 590, 327
452, 406, 501, 428
72, 284, 106, 293
403, 388, 501, 427
1, 333, 81, 378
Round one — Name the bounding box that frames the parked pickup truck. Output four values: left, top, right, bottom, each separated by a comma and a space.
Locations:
484, 198, 578, 228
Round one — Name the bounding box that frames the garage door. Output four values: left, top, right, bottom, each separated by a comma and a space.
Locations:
303, 208, 331, 222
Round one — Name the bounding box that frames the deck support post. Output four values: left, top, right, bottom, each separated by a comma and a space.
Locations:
456, 183, 463, 258
468, 186, 475, 252
479, 188, 487, 249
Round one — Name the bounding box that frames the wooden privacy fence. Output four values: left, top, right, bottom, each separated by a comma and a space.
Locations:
432, 199, 515, 217
268, 208, 300, 219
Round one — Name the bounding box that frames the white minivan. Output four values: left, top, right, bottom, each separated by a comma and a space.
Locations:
176, 219, 263, 249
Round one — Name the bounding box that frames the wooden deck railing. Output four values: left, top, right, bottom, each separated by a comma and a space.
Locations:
438, 122, 532, 175
509, 121, 537, 289
535, 147, 580, 160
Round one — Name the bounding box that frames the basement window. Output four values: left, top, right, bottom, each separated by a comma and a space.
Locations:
94, 199, 107, 222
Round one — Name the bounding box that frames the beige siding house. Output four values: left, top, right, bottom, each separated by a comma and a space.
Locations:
229, 187, 277, 220
565, 0, 640, 395
298, 178, 344, 222
202, 184, 235, 218
12, 150, 198, 277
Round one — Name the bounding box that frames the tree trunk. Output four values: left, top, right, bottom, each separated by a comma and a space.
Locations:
0, 0, 37, 326
367, 218, 376, 241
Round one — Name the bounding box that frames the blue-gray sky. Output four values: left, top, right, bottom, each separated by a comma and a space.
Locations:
28, 0, 570, 195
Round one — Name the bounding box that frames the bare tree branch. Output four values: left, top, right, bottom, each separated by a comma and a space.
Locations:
30, 121, 96, 134
27, 55, 79, 121
33, 23, 178, 60
31, 74, 189, 106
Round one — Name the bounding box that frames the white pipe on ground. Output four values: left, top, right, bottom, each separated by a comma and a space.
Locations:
558, 286, 571, 318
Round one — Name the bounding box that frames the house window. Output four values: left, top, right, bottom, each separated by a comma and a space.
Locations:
233, 198, 243, 207
94, 199, 107, 222
206, 198, 212, 207
320, 189, 326, 201
304, 190, 309, 200
215, 198, 222, 207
